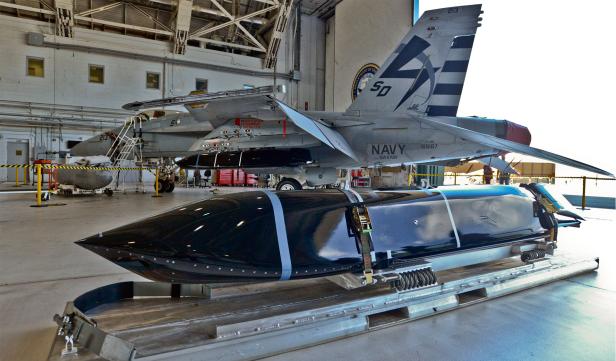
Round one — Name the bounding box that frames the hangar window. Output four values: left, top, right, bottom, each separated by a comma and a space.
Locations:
89, 64, 105, 84
195, 78, 208, 91
27, 57, 44, 77
146, 72, 160, 89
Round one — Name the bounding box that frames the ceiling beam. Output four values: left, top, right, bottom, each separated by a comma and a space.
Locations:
173, 0, 193, 54
54, 0, 74, 37
189, 5, 277, 38
126, 3, 173, 32
147, 0, 266, 24
76, 2, 122, 16
208, 0, 266, 51
198, 38, 266, 52
73, 15, 174, 36
0, 2, 54, 15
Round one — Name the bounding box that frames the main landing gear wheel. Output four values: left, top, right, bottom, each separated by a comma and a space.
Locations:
154, 180, 176, 193
276, 179, 302, 191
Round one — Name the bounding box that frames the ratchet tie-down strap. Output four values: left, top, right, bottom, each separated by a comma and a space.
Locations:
342, 190, 375, 284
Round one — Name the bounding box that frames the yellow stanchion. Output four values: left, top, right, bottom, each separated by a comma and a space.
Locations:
152, 168, 162, 198
37, 164, 42, 206
35, 164, 43, 207
14, 167, 20, 187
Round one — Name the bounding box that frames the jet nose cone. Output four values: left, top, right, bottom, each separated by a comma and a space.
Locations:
176, 155, 197, 169
504, 120, 532, 145
71, 134, 114, 156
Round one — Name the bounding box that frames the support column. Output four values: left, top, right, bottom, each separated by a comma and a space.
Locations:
54, 0, 74, 37
174, 0, 193, 55
264, 0, 293, 69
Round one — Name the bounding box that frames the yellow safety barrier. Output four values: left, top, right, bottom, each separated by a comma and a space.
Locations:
0, 164, 36, 168
0, 164, 150, 171
2, 163, 159, 207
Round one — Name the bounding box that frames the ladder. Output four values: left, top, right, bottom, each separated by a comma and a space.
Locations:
106, 116, 144, 192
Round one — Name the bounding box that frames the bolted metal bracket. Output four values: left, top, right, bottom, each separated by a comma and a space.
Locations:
349, 205, 375, 285
54, 313, 79, 356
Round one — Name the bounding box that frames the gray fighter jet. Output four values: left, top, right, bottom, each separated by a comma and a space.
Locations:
88, 5, 614, 190
72, 109, 212, 158
71, 109, 214, 192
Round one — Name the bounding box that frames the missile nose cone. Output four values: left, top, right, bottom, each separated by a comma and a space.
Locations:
76, 192, 282, 283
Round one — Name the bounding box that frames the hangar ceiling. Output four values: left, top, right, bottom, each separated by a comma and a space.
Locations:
0, 0, 311, 68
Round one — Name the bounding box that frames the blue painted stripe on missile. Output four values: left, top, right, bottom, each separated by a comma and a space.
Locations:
426, 105, 458, 116
441, 60, 469, 72
451, 35, 475, 49
262, 190, 292, 280
433, 83, 464, 95
432, 190, 461, 248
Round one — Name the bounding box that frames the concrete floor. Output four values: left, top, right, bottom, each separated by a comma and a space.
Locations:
0, 187, 614, 361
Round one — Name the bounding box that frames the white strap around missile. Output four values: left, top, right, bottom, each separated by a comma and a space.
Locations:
429, 189, 461, 248
262, 190, 292, 280
341, 188, 364, 203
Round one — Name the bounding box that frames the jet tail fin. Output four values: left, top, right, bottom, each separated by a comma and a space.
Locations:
347, 5, 482, 116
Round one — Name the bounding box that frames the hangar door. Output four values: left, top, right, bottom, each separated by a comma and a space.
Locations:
7, 142, 29, 182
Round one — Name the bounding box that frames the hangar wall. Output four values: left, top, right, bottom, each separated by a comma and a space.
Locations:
324, 0, 414, 111
0, 12, 325, 181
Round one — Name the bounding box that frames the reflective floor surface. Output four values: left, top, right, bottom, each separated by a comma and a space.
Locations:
0, 187, 613, 361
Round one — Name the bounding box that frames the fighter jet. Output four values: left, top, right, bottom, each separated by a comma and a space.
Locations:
122, 4, 611, 190
70, 108, 214, 192
71, 109, 213, 159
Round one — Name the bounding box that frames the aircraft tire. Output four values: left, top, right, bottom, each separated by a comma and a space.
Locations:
165, 182, 175, 193
155, 180, 166, 193
276, 179, 302, 191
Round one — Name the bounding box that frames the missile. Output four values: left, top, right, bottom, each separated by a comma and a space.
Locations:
77, 185, 579, 284
58, 156, 113, 190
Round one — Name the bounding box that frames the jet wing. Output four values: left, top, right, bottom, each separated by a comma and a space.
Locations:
272, 99, 358, 161
124, 87, 358, 161
419, 116, 614, 177
186, 94, 279, 128
123, 86, 281, 128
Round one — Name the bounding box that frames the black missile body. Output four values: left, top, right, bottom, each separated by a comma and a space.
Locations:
78, 185, 568, 284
